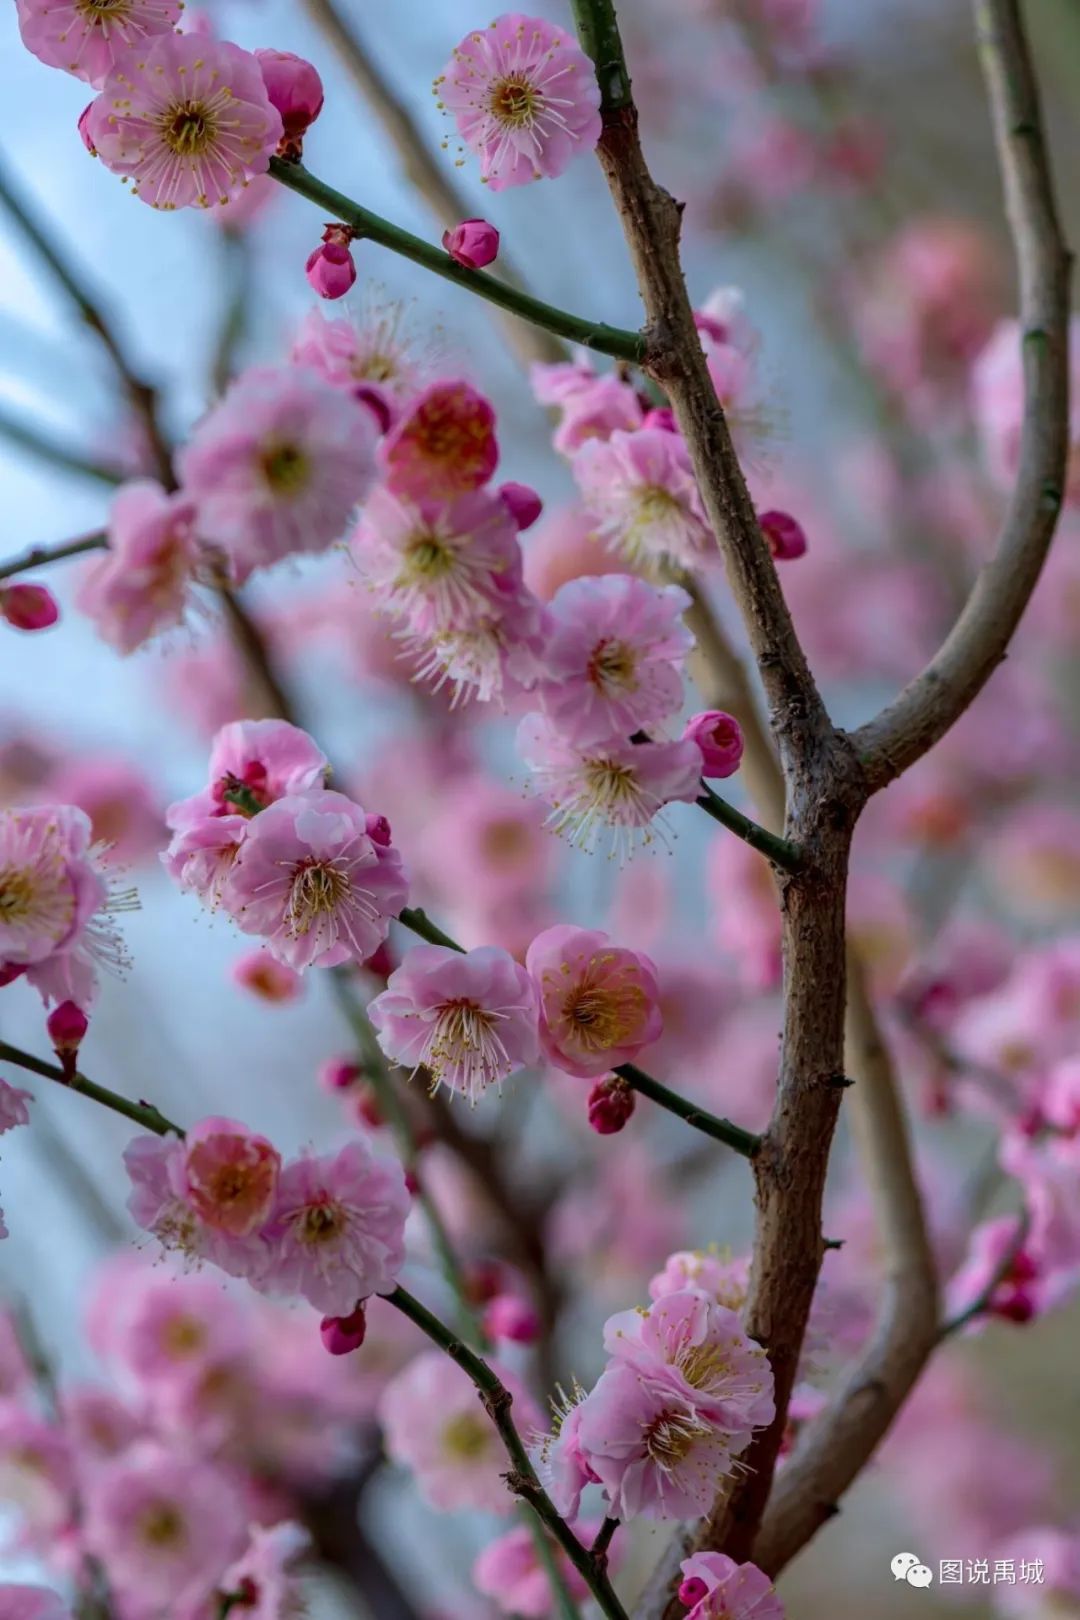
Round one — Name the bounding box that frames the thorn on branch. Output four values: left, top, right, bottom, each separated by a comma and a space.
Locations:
827, 1072, 855, 1089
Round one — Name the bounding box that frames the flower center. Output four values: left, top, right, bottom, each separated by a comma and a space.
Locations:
490, 73, 539, 127
635, 485, 684, 525
0, 869, 36, 922
162, 1316, 207, 1357
679, 1344, 732, 1390
582, 759, 649, 821
482, 818, 530, 860
287, 860, 350, 935
442, 1411, 491, 1460
261, 442, 311, 495
77, 0, 129, 14
562, 975, 646, 1050
300, 1200, 345, 1245
162, 101, 217, 158
642, 1409, 706, 1469
404, 534, 455, 579
139, 1502, 186, 1549
587, 638, 638, 692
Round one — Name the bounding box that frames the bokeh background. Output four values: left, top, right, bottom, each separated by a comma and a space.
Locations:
2, 0, 1080, 1615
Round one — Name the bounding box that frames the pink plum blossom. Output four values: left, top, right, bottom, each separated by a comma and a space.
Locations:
84, 35, 283, 209
945, 1214, 1054, 1328
444, 218, 500, 269
259, 1140, 410, 1314
678, 1552, 785, 1619
522, 503, 628, 600
650, 1251, 752, 1312
369, 943, 539, 1102
180, 1117, 282, 1238
380, 380, 498, 502
0, 804, 130, 1006
380, 1349, 541, 1514
0, 1407, 73, 1537
290, 303, 433, 418
178, 366, 379, 581
436, 15, 601, 190
231, 947, 305, 1003
573, 429, 715, 571
474, 1520, 620, 1617
0, 1589, 71, 1620
123, 1131, 271, 1279
76, 480, 199, 653
114, 1270, 250, 1388
532, 361, 646, 456
17, 0, 183, 88
44, 754, 164, 865
221, 792, 407, 970
516, 715, 702, 855
534, 575, 693, 747
526, 924, 663, 1077
84, 1446, 247, 1611
0, 1079, 33, 1134
219, 1522, 310, 1619
306, 238, 358, 300
602, 1290, 774, 1435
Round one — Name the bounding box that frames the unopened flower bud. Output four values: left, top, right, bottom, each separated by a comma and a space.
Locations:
442, 218, 500, 270
683, 711, 745, 779
320, 1300, 367, 1355
255, 49, 325, 153
305, 240, 357, 300
362, 940, 396, 982
758, 509, 807, 561
587, 1074, 635, 1135
678, 1577, 709, 1608
47, 1000, 88, 1080
497, 481, 543, 532
483, 1293, 541, 1344
318, 1056, 362, 1093
364, 813, 393, 847
1, 584, 59, 632
466, 1259, 504, 1305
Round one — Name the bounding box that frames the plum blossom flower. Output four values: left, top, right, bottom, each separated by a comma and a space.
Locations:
380, 380, 499, 501
532, 1390, 596, 1520
0, 1588, 71, 1620
380, 1349, 541, 1514
649, 1251, 751, 1312
84, 1446, 248, 1611
0, 1080, 33, 1135
573, 429, 715, 571
0, 804, 133, 1006
369, 943, 540, 1102
290, 302, 433, 420
16, 0, 183, 88
474, 1520, 621, 1617
221, 792, 408, 970
436, 15, 601, 191
526, 924, 663, 1077
678, 1552, 785, 1619
178, 366, 379, 581
534, 575, 693, 747
574, 1363, 744, 1521
0, 1407, 74, 1536
84, 35, 283, 210
602, 1291, 774, 1437
945, 1214, 1054, 1328
76, 480, 199, 653
115, 1271, 250, 1389
517, 717, 702, 855
232, 947, 305, 1003
259, 1141, 409, 1315
532, 361, 645, 456
180, 1117, 282, 1238
123, 1132, 271, 1279
219, 1522, 310, 1620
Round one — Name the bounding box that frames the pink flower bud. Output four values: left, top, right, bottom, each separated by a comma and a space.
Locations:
78, 103, 97, 155
483, 1293, 541, 1344
497, 481, 543, 532
1, 584, 59, 632
353, 385, 394, 436
0, 964, 26, 989
351, 1086, 384, 1130
364, 813, 393, 847
678, 1577, 709, 1608
642, 406, 678, 432
442, 218, 500, 270
683, 710, 745, 779
254, 49, 325, 145
758, 509, 807, 561
320, 1300, 368, 1356
404, 1169, 421, 1197
305, 241, 357, 301
587, 1074, 636, 1135
47, 1001, 88, 1056
362, 940, 396, 982
318, 1057, 363, 1093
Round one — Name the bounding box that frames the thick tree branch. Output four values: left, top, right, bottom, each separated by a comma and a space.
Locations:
852, 0, 1071, 793
299, 0, 567, 366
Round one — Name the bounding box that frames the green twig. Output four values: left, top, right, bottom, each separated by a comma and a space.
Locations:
0, 1040, 182, 1138
696, 785, 802, 871
568, 0, 634, 111
387, 1284, 629, 1620
0, 529, 107, 584
268, 158, 645, 363
524, 1508, 584, 1620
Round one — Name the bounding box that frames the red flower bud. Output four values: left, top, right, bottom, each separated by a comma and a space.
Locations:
497, 481, 543, 532
683, 711, 745, 779
587, 1074, 635, 1134
1, 584, 59, 632
483, 1293, 541, 1344
442, 218, 500, 270
254, 49, 325, 150
320, 1300, 367, 1355
305, 240, 358, 301
758, 509, 807, 561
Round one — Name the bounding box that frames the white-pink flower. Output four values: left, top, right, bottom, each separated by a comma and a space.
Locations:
259, 1140, 410, 1315
535, 574, 693, 747
220, 792, 408, 971
678, 1552, 786, 1620
369, 943, 540, 1102
291, 304, 432, 419
526, 923, 663, 1078
516, 715, 702, 855
178, 366, 379, 581
436, 14, 601, 191
84, 35, 283, 209
123, 1132, 271, 1280
380, 1349, 542, 1514
573, 428, 716, 571
76, 480, 199, 654
17, 0, 182, 88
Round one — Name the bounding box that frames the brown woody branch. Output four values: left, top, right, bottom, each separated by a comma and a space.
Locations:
851, 0, 1071, 793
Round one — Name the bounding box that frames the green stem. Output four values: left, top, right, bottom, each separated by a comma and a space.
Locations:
523, 1509, 584, 1620
0, 1040, 182, 1137
387, 1285, 629, 1620
329, 972, 486, 1348
268, 158, 645, 363
0, 406, 123, 488
0, 529, 107, 584
615, 1062, 761, 1158
696, 784, 802, 871
567, 0, 634, 112
396, 911, 760, 1157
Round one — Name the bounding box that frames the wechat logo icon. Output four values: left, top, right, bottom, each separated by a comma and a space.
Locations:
891, 1553, 935, 1589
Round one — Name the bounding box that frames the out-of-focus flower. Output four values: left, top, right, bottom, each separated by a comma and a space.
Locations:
526, 924, 663, 1077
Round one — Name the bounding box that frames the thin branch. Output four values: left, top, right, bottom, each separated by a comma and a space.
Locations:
298, 0, 568, 367
0, 404, 123, 487
695, 786, 802, 871
387, 1285, 629, 1620
0, 530, 106, 584
591, 1517, 621, 1569
0, 151, 174, 487
268, 158, 645, 364
524, 1509, 585, 1620
396, 909, 761, 1156
218, 586, 301, 725
0, 1040, 182, 1137
937, 1206, 1030, 1342
852, 0, 1072, 793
